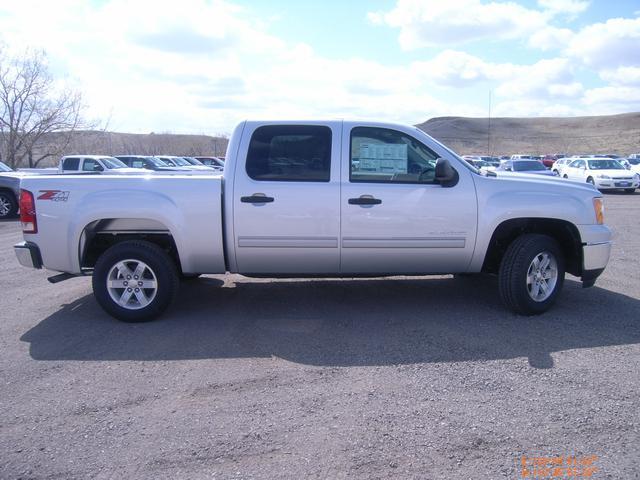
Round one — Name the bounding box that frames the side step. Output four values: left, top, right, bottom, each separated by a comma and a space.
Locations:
47, 273, 79, 284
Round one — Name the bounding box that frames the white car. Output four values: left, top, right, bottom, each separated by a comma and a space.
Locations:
551, 157, 573, 176
562, 157, 639, 193
628, 157, 640, 175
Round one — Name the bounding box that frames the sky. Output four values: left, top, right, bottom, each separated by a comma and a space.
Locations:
1, 0, 639, 135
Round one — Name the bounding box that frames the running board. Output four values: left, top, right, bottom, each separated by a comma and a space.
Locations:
47, 273, 79, 284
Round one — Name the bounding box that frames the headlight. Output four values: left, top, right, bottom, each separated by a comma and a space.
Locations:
597, 174, 611, 179
593, 197, 604, 225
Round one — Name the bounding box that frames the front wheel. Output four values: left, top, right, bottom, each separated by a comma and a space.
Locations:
92, 240, 179, 322
624, 188, 635, 194
498, 234, 565, 315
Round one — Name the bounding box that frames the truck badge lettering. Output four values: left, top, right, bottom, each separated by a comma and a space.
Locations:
37, 190, 70, 202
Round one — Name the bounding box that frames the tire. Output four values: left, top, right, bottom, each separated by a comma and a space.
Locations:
624, 188, 635, 194
587, 177, 594, 185
563, 174, 568, 179
0, 191, 18, 219
498, 234, 565, 316
92, 240, 179, 322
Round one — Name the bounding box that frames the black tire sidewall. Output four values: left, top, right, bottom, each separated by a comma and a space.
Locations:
92, 241, 178, 322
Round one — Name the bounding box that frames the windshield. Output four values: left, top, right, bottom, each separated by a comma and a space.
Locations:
101, 157, 127, 169
170, 157, 190, 166
588, 159, 625, 170
0, 161, 13, 172
147, 157, 170, 167
513, 160, 546, 171
183, 157, 204, 166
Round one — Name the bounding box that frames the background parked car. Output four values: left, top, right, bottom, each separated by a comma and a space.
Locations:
182, 157, 223, 172
195, 156, 225, 169
498, 159, 557, 176
0, 161, 22, 218
562, 157, 639, 192
114, 155, 189, 172
59, 155, 148, 174
156, 156, 218, 174
552, 157, 573, 176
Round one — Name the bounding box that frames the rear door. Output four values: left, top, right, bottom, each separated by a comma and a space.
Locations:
232, 122, 341, 274
340, 123, 478, 274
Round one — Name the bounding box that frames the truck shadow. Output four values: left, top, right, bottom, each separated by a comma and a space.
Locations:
20, 276, 640, 369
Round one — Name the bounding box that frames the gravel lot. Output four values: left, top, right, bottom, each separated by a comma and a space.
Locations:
1, 193, 639, 479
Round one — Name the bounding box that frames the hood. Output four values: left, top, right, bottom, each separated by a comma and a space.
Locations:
590, 169, 636, 177
489, 171, 599, 195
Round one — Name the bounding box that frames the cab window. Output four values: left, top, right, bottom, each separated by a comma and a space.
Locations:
62, 157, 80, 170
82, 159, 103, 172
350, 127, 439, 184
246, 125, 331, 182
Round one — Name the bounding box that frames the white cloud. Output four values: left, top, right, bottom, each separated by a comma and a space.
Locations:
566, 17, 640, 69
537, 0, 589, 16
0, 0, 478, 132
599, 66, 640, 86
582, 86, 640, 106
368, 0, 549, 49
528, 27, 574, 50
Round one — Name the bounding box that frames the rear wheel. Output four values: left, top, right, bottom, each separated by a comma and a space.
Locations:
0, 191, 18, 219
92, 240, 179, 322
499, 234, 565, 315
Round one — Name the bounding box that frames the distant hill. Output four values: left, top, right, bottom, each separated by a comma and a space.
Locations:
416, 112, 640, 156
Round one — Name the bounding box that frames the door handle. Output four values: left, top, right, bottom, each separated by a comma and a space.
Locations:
241, 194, 274, 204
348, 196, 382, 205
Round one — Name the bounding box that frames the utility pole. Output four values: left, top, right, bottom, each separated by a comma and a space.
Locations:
487, 90, 492, 156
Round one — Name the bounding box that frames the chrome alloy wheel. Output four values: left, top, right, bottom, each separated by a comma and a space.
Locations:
526, 252, 558, 302
106, 259, 158, 310
0, 195, 10, 216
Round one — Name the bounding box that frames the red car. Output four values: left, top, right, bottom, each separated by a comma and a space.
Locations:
541, 154, 565, 168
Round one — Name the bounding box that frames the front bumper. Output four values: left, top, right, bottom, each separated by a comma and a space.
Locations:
594, 178, 639, 189
578, 224, 611, 288
14, 241, 43, 269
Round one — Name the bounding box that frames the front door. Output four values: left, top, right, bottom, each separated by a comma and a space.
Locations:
233, 123, 341, 274
340, 124, 478, 274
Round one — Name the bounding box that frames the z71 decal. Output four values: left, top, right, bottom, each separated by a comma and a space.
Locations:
37, 190, 70, 202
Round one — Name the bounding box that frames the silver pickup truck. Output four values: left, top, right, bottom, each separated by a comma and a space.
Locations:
14, 120, 612, 322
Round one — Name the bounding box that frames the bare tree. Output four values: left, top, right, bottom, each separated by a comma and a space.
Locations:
0, 47, 89, 168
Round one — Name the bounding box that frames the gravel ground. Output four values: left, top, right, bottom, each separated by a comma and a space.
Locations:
1, 193, 639, 479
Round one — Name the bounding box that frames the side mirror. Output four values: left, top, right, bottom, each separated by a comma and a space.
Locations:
435, 158, 459, 188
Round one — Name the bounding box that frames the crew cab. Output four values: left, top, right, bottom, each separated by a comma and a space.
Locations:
14, 120, 612, 322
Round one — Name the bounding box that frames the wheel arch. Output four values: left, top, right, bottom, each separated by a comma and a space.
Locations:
482, 218, 583, 277
78, 218, 184, 273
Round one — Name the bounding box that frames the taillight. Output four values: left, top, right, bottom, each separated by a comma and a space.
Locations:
19, 189, 37, 234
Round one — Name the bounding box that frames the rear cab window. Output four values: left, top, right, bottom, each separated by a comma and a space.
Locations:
62, 157, 80, 170
246, 125, 332, 182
